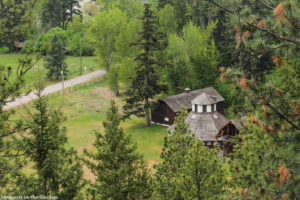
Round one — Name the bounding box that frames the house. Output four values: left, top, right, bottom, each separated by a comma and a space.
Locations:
151, 87, 225, 126
152, 87, 240, 152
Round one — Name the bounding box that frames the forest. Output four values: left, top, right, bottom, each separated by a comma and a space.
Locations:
0, 0, 299, 199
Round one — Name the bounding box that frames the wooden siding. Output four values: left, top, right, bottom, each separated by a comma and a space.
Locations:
217, 101, 224, 113
151, 101, 175, 126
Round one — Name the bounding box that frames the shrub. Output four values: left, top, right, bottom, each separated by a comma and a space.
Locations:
21, 40, 34, 53
0, 46, 9, 54
36, 27, 67, 54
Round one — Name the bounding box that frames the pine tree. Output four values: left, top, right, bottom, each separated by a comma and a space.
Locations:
44, 34, 67, 80
154, 107, 195, 199
84, 101, 153, 200
17, 84, 85, 198
123, 3, 166, 127
0, 0, 36, 49
0, 54, 40, 193
42, 0, 81, 30
180, 141, 225, 200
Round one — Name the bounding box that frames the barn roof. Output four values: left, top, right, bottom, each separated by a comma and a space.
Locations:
191, 92, 217, 105
168, 112, 230, 141
160, 87, 224, 113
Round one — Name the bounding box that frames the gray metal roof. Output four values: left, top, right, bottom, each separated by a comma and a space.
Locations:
191, 92, 217, 105
160, 87, 224, 113
168, 112, 230, 141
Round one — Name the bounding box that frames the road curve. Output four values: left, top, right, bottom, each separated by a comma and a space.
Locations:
5, 70, 107, 110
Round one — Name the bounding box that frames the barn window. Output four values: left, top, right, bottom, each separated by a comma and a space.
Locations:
198, 105, 203, 113
164, 117, 169, 122
207, 141, 211, 145
207, 105, 212, 113
192, 104, 195, 112
194, 104, 198, 112
203, 105, 207, 113
214, 104, 217, 112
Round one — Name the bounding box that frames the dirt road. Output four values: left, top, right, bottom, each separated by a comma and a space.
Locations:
5, 70, 107, 110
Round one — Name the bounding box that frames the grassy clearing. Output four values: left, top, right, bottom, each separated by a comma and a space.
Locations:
0, 53, 101, 92
14, 77, 168, 179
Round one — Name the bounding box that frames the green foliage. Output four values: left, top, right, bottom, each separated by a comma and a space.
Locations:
123, 3, 167, 127
158, 4, 178, 35
114, 18, 141, 63
21, 40, 35, 54
0, 53, 40, 193
84, 101, 153, 199
87, 7, 127, 71
0, 46, 9, 54
66, 15, 94, 56
154, 107, 196, 199
118, 57, 137, 86
180, 141, 225, 200
0, 0, 36, 49
44, 35, 67, 80
107, 65, 119, 95
42, 0, 81, 30
17, 87, 84, 198
37, 27, 67, 54
166, 21, 219, 92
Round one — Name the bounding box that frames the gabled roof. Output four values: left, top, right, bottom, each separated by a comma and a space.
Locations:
160, 87, 224, 113
168, 112, 230, 141
191, 92, 217, 105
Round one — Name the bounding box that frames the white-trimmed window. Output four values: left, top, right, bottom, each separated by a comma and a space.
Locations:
164, 117, 169, 122
207, 141, 211, 145
198, 105, 203, 113
207, 105, 212, 113
192, 104, 195, 112
214, 104, 217, 112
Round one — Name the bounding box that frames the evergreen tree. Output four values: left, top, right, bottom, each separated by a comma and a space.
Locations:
84, 101, 153, 200
123, 3, 166, 127
180, 141, 225, 200
42, 0, 81, 30
0, 53, 41, 193
154, 107, 195, 199
44, 34, 67, 80
0, 0, 36, 49
16, 85, 85, 198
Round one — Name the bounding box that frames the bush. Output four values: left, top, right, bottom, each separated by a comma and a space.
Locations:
36, 27, 67, 54
21, 40, 34, 54
0, 46, 9, 54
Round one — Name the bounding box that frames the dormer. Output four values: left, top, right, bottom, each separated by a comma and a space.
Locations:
191, 93, 217, 113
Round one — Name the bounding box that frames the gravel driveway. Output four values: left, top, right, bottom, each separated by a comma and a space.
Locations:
5, 70, 107, 110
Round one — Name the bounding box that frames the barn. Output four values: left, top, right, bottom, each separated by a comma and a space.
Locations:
152, 87, 240, 153
151, 87, 225, 126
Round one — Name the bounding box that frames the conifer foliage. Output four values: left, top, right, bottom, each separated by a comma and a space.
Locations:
84, 101, 153, 199
44, 34, 67, 80
18, 85, 84, 199
154, 107, 195, 199
123, 3, 166, 127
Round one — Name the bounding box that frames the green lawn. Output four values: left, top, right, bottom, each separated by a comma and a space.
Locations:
14, 77, 168, 178
0, 53, 101, 92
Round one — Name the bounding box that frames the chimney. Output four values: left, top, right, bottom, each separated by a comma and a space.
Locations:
184, 88, 191, 94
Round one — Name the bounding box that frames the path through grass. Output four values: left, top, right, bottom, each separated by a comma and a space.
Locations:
0, 53, 101, 92
14, 78, 168, 179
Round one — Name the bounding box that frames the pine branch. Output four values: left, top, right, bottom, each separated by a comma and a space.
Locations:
209, 0, 300, 46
